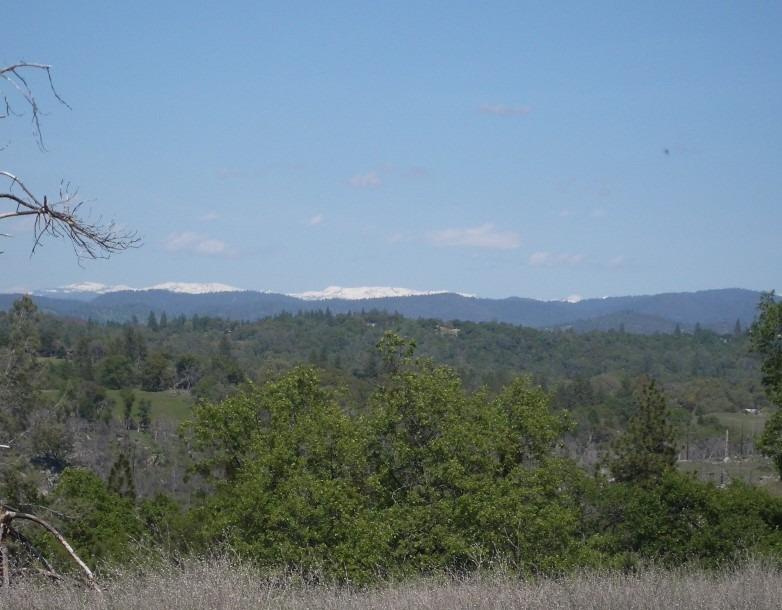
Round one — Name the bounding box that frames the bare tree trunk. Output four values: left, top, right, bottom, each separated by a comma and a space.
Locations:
0, 521, 9, 589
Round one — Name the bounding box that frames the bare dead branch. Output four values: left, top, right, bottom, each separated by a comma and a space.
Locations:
1, 62, 140, 260
8, 527, 65, 582
0, 62, 70, 151
0, 171, 140, 261
0, 507, 100, 591
0, 522, 9, 589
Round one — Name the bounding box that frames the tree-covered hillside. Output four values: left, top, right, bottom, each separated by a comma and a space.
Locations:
1, 296, 780, 582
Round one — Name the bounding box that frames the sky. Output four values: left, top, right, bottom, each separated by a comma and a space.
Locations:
1, 1, 781, 300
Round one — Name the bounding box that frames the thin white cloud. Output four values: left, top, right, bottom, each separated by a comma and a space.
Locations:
529, 251, 585, 267
199, 211, 220, 222
590, 207, 607, 218
429, 223, 521, 250
607, 255, 625, 268
163, 232, 232, 256
480, 104, 532, 117
558, 209, 573, 218
308, 213, 324, 226
348, 171, 382, 189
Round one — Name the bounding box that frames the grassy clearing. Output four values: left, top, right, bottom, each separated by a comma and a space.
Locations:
105, 389, 193, 423
678, 456, 777, 487
40, 388, 193, 424
711, 410, 768, 436
2, 558, 782, 610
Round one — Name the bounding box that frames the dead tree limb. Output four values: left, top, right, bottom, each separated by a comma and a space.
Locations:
0, 62, 69, 150
1, 61, 140, 259
0, 506, 100, 591
8, 526, 65, 583
0, 171, 139, 259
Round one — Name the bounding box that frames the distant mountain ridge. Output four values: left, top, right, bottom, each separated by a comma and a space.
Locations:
0, 287, 770, 334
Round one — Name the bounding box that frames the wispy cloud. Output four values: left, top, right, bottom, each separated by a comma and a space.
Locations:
348, 171, 382, 189
199, 211, 220, 222
590, 207, 607, 218
308, 213, 324, 226
479, 104, 532, 117
607, 255, 625, 268
528, 251, 585, 267
163, 232, 233, 256
429, 223, 521, 250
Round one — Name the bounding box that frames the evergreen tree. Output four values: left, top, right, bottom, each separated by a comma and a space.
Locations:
751, 292, 782, 476
137, 399, 152, 431
75, 335, 94, 381
107, 453, 136, 500
120, 388, 136, 430
609, 378, 677, 483
734, 318, 743, 337
147, 310, 159, 331
0, 296, 43, 433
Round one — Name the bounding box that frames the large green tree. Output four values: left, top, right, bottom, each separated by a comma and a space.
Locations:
186, 367, 382, 579
184, 336, 588, 579
751, 292, 782, 476
0, 296, 43, 434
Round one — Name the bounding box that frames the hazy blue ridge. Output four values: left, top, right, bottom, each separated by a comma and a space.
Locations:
0, 288, 770, 333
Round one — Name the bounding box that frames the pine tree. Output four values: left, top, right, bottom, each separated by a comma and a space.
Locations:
137, 399, 152, 431
0, 296, 43, 433
75, 335, 94, 381
108, 453, 136, 500
609, 378, 677, 484
751, 292, 782, 477
120, 388, 136, 430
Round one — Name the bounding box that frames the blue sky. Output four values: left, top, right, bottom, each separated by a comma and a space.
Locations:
2, 1, 780, 299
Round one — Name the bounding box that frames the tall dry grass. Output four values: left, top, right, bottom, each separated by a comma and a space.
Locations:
1, 557, 780, 609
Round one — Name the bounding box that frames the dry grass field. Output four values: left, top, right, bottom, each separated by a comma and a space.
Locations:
2, 557, 781, 610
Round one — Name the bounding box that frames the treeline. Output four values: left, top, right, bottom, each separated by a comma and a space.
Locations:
2, 299, 767, 413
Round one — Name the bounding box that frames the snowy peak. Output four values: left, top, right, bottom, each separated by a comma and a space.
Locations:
45, 281, 243, 296
49, 282, 134, 295
146, 282, 242, 294
38, 282, 471, 300
291, 286, 460, 301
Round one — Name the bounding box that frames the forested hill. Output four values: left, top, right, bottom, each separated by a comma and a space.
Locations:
0, 287, 768, 333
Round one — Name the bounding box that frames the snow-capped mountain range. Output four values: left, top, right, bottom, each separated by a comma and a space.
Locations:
40, 283, 474, 301
47, 282, 244, 295
290, 286, 473, 301
1, 285, 767, 335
